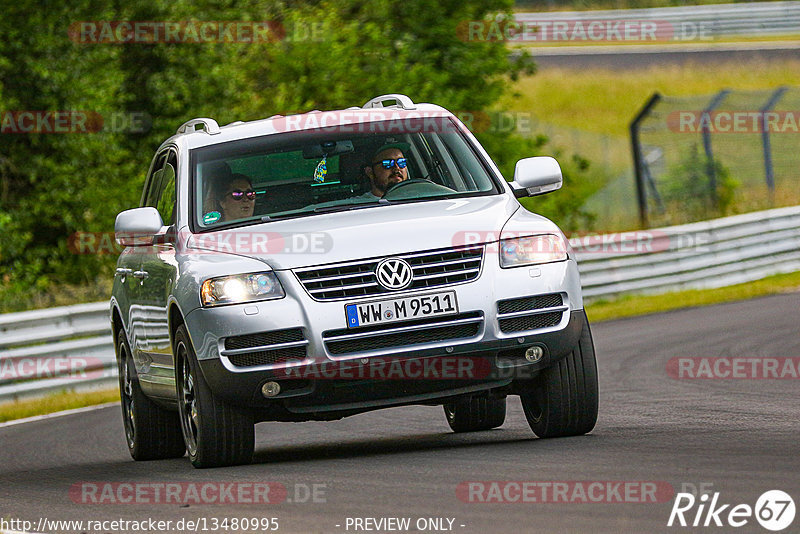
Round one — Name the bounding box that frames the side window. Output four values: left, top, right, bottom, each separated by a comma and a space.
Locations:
142, 151, 169, 208
156, 151, 178, 225
142, 149, 178, 226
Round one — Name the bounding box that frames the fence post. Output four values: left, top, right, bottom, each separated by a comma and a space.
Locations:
760, 86, 787, 194
700, 89, 730, 208
630, 92, 662, 228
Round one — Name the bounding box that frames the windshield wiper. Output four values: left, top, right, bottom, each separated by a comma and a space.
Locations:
261, 209, 314, 222
260, 199, 391, 223
260, 211, 311, 222
312, 199, 391, 214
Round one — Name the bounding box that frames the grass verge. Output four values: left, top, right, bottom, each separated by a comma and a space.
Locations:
504, 59, 800, 137
0, 278, 112, 314
0, 388, 119, 424
2, 270, 799, 423
504, 58, 800, 231
585, 269, 800, 322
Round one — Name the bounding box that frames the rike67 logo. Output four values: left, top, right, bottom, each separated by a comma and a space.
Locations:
668, 489, 795, 531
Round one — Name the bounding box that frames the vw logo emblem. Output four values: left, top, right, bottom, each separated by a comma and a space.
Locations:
375, 258, 413, 290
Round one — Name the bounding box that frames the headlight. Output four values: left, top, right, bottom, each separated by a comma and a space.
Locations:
200, 272, 284, 307
499, 234, 567, 268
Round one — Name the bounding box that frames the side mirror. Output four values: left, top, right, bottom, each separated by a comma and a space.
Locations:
511, 156, 563, 198
115, 207, 164, 246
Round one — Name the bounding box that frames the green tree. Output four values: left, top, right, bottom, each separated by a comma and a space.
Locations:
0, 0, 602, 310
0, 0, 125, 290
232, 0, 534, 117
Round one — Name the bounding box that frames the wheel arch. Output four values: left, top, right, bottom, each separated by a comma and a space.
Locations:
168, 300, 187, 363
111, 303, 125, 349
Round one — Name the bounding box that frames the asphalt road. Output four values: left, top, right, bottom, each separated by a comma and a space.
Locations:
528, 42, 800, 69
1, 292, 798, 534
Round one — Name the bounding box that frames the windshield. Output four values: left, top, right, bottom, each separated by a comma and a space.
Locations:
191, 118, 500, 230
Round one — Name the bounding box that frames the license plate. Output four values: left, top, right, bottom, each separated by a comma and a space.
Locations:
345, 291, 459, 328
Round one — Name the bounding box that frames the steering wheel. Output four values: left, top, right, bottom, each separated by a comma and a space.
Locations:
382, 178, 436, 197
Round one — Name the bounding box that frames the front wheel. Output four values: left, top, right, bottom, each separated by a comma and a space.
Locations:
174, 325, 254, 468
116, 328, 185, 461
520, 311, 598, 438
444, 397, 506, 432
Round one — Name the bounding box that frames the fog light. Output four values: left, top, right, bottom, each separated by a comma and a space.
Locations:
261, 381, 281, 398
525, 346, 544, 363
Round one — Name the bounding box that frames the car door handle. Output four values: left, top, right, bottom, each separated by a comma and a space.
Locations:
132, 270, 149, 280
115, 268, 133, 276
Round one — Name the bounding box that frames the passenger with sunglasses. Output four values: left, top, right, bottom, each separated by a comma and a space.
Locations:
214, 173, 256, 222
362, 145, 409, 198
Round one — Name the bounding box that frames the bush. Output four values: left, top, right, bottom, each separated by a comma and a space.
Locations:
660, 144, 738, 221
477, 127, 603, 233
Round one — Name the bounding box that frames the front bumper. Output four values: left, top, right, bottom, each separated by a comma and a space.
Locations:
184, 257, 585, 418
197, 309, 584, 419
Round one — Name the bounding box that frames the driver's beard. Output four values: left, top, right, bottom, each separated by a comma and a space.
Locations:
375, 174, 403, 195
386, 175, 403, 188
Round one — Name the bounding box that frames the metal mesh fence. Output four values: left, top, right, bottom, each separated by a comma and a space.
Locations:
770, 87, 800, 191
632, 87, 800, 227
528, 120, 638, 231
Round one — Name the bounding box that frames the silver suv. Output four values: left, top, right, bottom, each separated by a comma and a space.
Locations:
111, 94, 598, 468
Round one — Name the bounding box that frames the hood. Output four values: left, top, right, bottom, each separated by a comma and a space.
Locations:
185, 195, 555, 270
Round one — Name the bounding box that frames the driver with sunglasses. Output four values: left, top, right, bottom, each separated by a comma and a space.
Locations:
360, 144, 409, 199
215, 173, 256, 222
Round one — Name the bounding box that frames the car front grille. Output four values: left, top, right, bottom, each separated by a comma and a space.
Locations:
225, 328, 305, 350
294, 245, 484, 301
227, 346, 307, 367
498, 312, 563, 333
323, 312, 484, 356
221, 328, 308, 368
497, 293, 563, 314
496, 293, 566, 334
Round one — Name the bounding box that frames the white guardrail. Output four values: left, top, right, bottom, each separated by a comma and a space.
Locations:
0, 302, 116, 401
1, 205, 799, 401
573, 205, 800, 298
515, 1, 800, 38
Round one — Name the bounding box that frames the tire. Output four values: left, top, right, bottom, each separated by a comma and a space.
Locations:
444, 397, 506, 432
174, 325, 254, 468
520, 311, 598, 438
115, 328, 186, 461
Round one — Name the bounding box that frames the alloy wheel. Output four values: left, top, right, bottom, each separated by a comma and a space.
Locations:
177, 341, 199, 456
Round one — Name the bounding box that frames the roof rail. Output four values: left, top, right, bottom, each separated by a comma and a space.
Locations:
362, 94, 417, 110
176, 118, 220, 135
